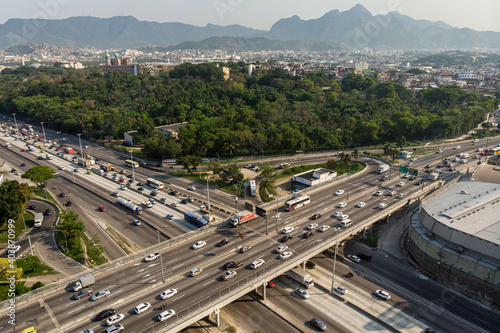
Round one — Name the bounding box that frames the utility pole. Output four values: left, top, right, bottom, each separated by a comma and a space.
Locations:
331, 228, 339, 293
129, 151, 135, 183
275, 195, 279, 232
40, 121, 46, 146
12, 113, 19, 134
346, 164, 351, 201
157, 230, 165, 283
77, 134, 84, 160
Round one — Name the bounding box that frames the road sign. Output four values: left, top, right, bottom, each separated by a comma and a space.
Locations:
244, 202, 254, 212
408, 168, 419, 176
398, 166, 408, 174
256, 206, 267, 217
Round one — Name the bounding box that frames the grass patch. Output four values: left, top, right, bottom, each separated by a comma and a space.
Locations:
0, 212, 30, 243
16, 256, 57, 277
106, 227, 133, 255
223, 327, 236, 333
82, 234, 107, 266
32, 187, 59, 207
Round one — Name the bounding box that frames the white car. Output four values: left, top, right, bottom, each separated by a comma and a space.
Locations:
59, 166, 65, 170
334, 286, 348, 295
347, 255, 361, 263
460, 159, 467, 163
144, 253, 159, 262
91, 289, 110, 301
149, 198, 156, 204
388, 190, 397, 196
410, 157, 417, 162
334, 190, 344, 196
171, 202, 179, 207
379, 203, 388, 209
282, 226, 294, 234
160, 289, 177, 300
275, 245, 288, 253
476, 148, 482, 152
134, 302, 151, 314
397, 182, 405, 187
192, 240, 207, 249
112, 191, 120, 197
188, 186, 196, 191
318, 225, 330, 232
158, 309, 176, 322
280, 251, 293, 260
105, 314, 125, 326
397, 193, 405, 199
189, 267, 203, 276
356, 202, 366, 208
375, 290, 391, 300
333, 211, 343, 217
222, 270, 237, 281
454, 145, 461, 149
106, 325, 124, 333
306, 223, 318, 230
337, 202, 347, 208
250, 259, 265, 269
165, 214, 174, 220
339, 214, 349, 221
375, 191, 383, 196
295, 288, 310, 299
437, 149, 443, 153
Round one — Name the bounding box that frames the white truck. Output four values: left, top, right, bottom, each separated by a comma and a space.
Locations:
230, 210, 258, 227
286, 268, 314, 289
428, 172, 440, 181
377, 165, 390, 174
73, 273, 95, 291
46, 153, 53, 160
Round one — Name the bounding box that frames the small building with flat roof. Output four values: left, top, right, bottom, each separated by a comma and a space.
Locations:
292, 168, 337, 187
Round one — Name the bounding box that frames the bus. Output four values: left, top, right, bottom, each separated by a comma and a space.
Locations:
34, 213, 44, 228
147, 178, 165, 190
249, 180, 257, 196
184, 212, 208, 228
284, 195, 311, 211
125, 160, 139, 168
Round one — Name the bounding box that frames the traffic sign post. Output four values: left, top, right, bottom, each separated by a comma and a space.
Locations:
399, 166, 409, 174
408, 168, 418, 176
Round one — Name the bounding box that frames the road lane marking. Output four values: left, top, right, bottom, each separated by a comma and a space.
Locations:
133, 263, 141, 266
143, 274, 150, 278
67, 305, 85, 315
114, 289, 123, 294
148, 279, 156, 283
171, 263, 184, 270
202, 280, 215, 286
168, 258, 178, 264
137, 268, 145, 273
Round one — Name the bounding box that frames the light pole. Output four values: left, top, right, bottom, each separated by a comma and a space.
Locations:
234, 184, 239, 213
40, 121, 46, 145
55, 229, 68, 253
72, 170, 76, 183
12, 113, 18, 134
77, 134, 84, 160
129, 151, 135, 182
157, 230, 165, 283
275, 195, 279, 232
331, 228, 339, 293
205, 177, 210, 212
346, 163, 351, 201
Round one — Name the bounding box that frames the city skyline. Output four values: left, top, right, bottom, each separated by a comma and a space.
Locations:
1, 0, 499, 33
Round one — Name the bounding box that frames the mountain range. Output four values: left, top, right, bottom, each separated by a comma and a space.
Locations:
1, 4, 499, 51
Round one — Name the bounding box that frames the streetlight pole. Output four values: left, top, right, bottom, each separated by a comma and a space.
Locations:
157, 230, 165, 283
72, 170, 76, 183
206, 177, 210, 212
234, 185, 238, 213
275, 195, 279, 232
77, 134, 84, 160
40, 121, 46, 145
12, 113, 18, 134
129, 151, 135, 182
346, 164, 351, 201
331, 228, 339, 293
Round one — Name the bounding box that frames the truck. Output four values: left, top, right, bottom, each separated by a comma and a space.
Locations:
100, 163, 116, 172
73, 273, 95, 292
116, 197, 143, 215
280, 163, 290, 169
78, 158, 95, 167
45, 153, 53, 160
377, 165, 390, 174
200, 204, 213, 214
230, 210, 258, 227
33, 213, 44, 228
286, 268, 314, 289
459, 153, 470, 158
4, 142, 11, 147
428, 172, 440, 181
64, 147, 74, 154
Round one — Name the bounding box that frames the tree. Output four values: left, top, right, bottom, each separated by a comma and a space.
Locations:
383, 142, 392, 159
176, 155, 202, 172
0, 181, 33, 227
261, 165, 275, 178
21, 165, 54, 189
397, 136, 407, 151
390, 148, 400, 161
351, 148, 360, 160
219, 164, 243, 184
327, 160, 338, 170
338, 152, 352, 166
0, 258, 23, 281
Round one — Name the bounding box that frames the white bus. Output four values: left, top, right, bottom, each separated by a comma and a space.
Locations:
249, 180, 257, 196
284, 195, 311, 211
147, 178, 165, 190
125, 160, 139, 168
34, 213, 44, 228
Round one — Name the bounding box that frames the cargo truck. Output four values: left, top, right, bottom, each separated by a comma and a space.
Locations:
230, 210, 258, 227
286, 268, 314, 289
73, 273, 95, 291
77, 158, 94, 167
100, 163, 116, 172
377, 165, 390, 174
116, 197, 143, 215
428, 172, 440, 181
45, 153, 53, 160
33, 212, 44, 228
64, 147, 74, 154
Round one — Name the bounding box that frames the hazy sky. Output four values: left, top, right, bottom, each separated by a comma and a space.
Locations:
1, 0, 499, 32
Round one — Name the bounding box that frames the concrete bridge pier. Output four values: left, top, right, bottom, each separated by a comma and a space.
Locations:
208, 309, 221, 327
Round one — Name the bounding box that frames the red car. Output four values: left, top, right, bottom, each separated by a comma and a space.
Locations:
99, 206, 106, 212
119, 178, 125, 183
21, 149, 26, 152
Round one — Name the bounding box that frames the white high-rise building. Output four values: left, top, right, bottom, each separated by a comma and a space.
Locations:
458, 69, 477, 80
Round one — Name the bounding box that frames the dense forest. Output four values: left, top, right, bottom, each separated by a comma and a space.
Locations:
0, 63, 497, 160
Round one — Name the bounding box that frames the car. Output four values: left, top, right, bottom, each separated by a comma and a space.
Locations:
356, 202, 366, 208
91, 289, 110, 301
165, 214, 174, 220
77, 330, 94, 333
311, 318, 326, 331
311, 213, 322, 220
375, 289, 391, 300
217, 238, 229, 247
250, 259, 265, 269
280, 235, 293, 242
454, 145, 461, 149
409, 175, 416, 180
44, 208, 52, 216
66, 201, 72, 206
339, 214, 349, 221
397, 193, 405, 199
189, 267, 203, 276
137, 187, 144, 192
305, 261, 317, 269
388, 190, 397, 196
415, 180, 423, 186
171, 202, 179, 207
73, 168, 80, 173
460, 159, 467, 163
295, 288, 310, 299
280, 251, 293, 260
347, 254, 361, 263
424, 328, 436, 333
159, 197, 167, 203
380, 175, 387, 181
181, 198, 189, 204
375, 191, 383, 196
134, 302, 151, 314
133, 219, 141, 226
379, 203, 388, 209
20, 163, 26, 167
303, 231, 314, 238
282, 226, 294, 234
333, 211, 343, 217
112, 191, 119, 197
425, 164, 432, 169
73, 288, 93, 300
95, 309, 116, 321
120, 184, 126, 190
318, 225, 330, 232
291, 189, 300, 194
56, 131, 62, 135
307, 223, 318, 230
192, 240, 207, 249
169, 190, 178, 196
222, 270, 237, 281
410, 157, 417, 162
105, 325, 124, 333
337, 202, 347, 208
98, 206, 106, 212
397, 182, 405, 187
149, 198, 156, 204
224, 261, 242, 270
334, 190, 344, 196
186, 197, 194, 202
476, 148, 482, 152
240, 245, 252, 253
158, 309, 176, 322
334, 286, 348, 295
60, 192, 66, 198
267, 281, 275, 288
275, 245, 288, 253
188, 186, 196, 191
105, 314, 125, 326
160, 288, 178, 300
358, 253, 372, 261
144, 253, 159, 262
425, 169, 433, 173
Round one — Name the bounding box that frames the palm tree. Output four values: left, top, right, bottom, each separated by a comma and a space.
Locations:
351, 147, 360, 160
383, 142, 391, 159
339, 152, 352, 166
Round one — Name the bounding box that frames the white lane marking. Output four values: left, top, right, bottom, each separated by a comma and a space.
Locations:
168, 258, 178, 264
203, 280, 215, 286
67, 305, 85, 315
133, 263, 141, 266
175, 294, 185, 300
114, 289, 123, 294
137, 268, 145, 273
148, 279, 156, 283
171, 263, 184, 270
143, 274, 150, 278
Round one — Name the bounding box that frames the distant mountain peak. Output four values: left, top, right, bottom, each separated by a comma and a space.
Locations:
347, 4, 372, 16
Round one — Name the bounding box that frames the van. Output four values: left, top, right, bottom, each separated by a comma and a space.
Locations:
340, 220, 353, 227
378, 203, 387, 209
